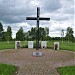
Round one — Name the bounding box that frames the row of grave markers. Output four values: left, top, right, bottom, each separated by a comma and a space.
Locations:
15, 41, 59, 50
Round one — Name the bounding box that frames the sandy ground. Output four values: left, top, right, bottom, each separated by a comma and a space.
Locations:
0, 48, 75, 75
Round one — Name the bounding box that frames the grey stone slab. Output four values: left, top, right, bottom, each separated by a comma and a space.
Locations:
32, 52, 43, 57
28, 41, 33, 48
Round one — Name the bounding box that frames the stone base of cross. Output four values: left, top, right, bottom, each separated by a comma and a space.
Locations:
32, 52, 43, 57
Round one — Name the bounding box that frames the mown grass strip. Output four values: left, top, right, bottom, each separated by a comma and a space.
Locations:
57, 66, 75, 75
0, 41, 75, 51
0, 63, 17, 75
0, 41, 15, 50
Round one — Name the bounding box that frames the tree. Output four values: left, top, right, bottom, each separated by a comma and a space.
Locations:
24, 32, 29, 41
61, 29, 64, 42
2, 32, 7, 41
21, 27, 50, 41
16, 27, 25, 41
45, 27, 49, 36
45, 27, 50, 40
0, 22, 3, 32
0, 22, 4, 40
39, 27, 46, 40
65, 27, 74, 42
28, 27, 36, 40
6, 26, 12, 42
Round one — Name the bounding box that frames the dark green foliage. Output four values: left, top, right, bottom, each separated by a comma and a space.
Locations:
16, 27, 25, 41
0, 23, 12, 41
0, 22, 4, 40
50, 37, 61, 41
26, 27, 36, 41
39, 27, 46, 40
65, 27, 74, 42
24, 27, 50, 41
45, 27, 49, 36
5, 26, 12, 41
0, 22, 3, 32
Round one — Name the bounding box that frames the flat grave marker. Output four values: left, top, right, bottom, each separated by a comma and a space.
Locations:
32, 52, 43, 57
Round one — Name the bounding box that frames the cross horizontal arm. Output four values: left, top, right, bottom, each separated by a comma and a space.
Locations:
26, 17, 50, 20
26, 17, 37, 20
39, 17, 50, 20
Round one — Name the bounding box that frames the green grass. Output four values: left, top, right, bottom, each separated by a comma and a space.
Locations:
57, 66, 75, 75
0, 41, 75, 51
47, 41, 54, 49
0, 41, 15, 50
0, 63, 17, 75
21, 41, 28, 48
60, 42, 75, 51
47, 41, 75, 51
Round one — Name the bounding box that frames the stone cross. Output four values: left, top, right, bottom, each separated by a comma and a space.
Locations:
26, 7, 50, 50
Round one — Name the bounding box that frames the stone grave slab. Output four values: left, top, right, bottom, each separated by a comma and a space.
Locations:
15, 41, 21, 49
32, 52, 43, 57
28, 41, 33, 48
41, 41, 47, 48
54, 42, 59, 50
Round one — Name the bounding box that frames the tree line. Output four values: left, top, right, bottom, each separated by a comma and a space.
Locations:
0, 22, 75, 42
16, 27, 49, 41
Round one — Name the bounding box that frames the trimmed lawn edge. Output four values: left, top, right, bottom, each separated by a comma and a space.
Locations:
56, 66, 75, 75
0, 63, 19, 75
12, 66, 19, 75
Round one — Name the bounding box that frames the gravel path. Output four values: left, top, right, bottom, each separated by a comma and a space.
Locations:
0, 49, 75, 75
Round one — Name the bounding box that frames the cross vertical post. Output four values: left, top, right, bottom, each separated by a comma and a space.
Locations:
36, 7, 40, 50
26, 7, 50, 50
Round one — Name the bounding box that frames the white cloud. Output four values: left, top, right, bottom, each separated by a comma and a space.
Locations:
30, 0, 40, 7
0, 0, 74, 38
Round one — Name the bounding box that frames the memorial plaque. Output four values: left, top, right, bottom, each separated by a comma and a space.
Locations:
54, 42, 59, 50
32, 52, 43, 57
28, 41, 33, 48
15, 41, 20, 49
41, 41, 47, 48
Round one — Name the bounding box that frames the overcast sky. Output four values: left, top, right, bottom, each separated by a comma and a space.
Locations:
0, 0, 74, 38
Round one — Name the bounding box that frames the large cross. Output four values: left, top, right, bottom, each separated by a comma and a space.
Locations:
26, 7, 50, 50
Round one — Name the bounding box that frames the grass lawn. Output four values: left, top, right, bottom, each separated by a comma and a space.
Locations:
0, 63, 17, 75
57, 66, 75, 75
0, 41, 15, 50
47, 41, 75, 51
0, 41, 75, 51
60, 42, 75, 51
21, 41, 28, 48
